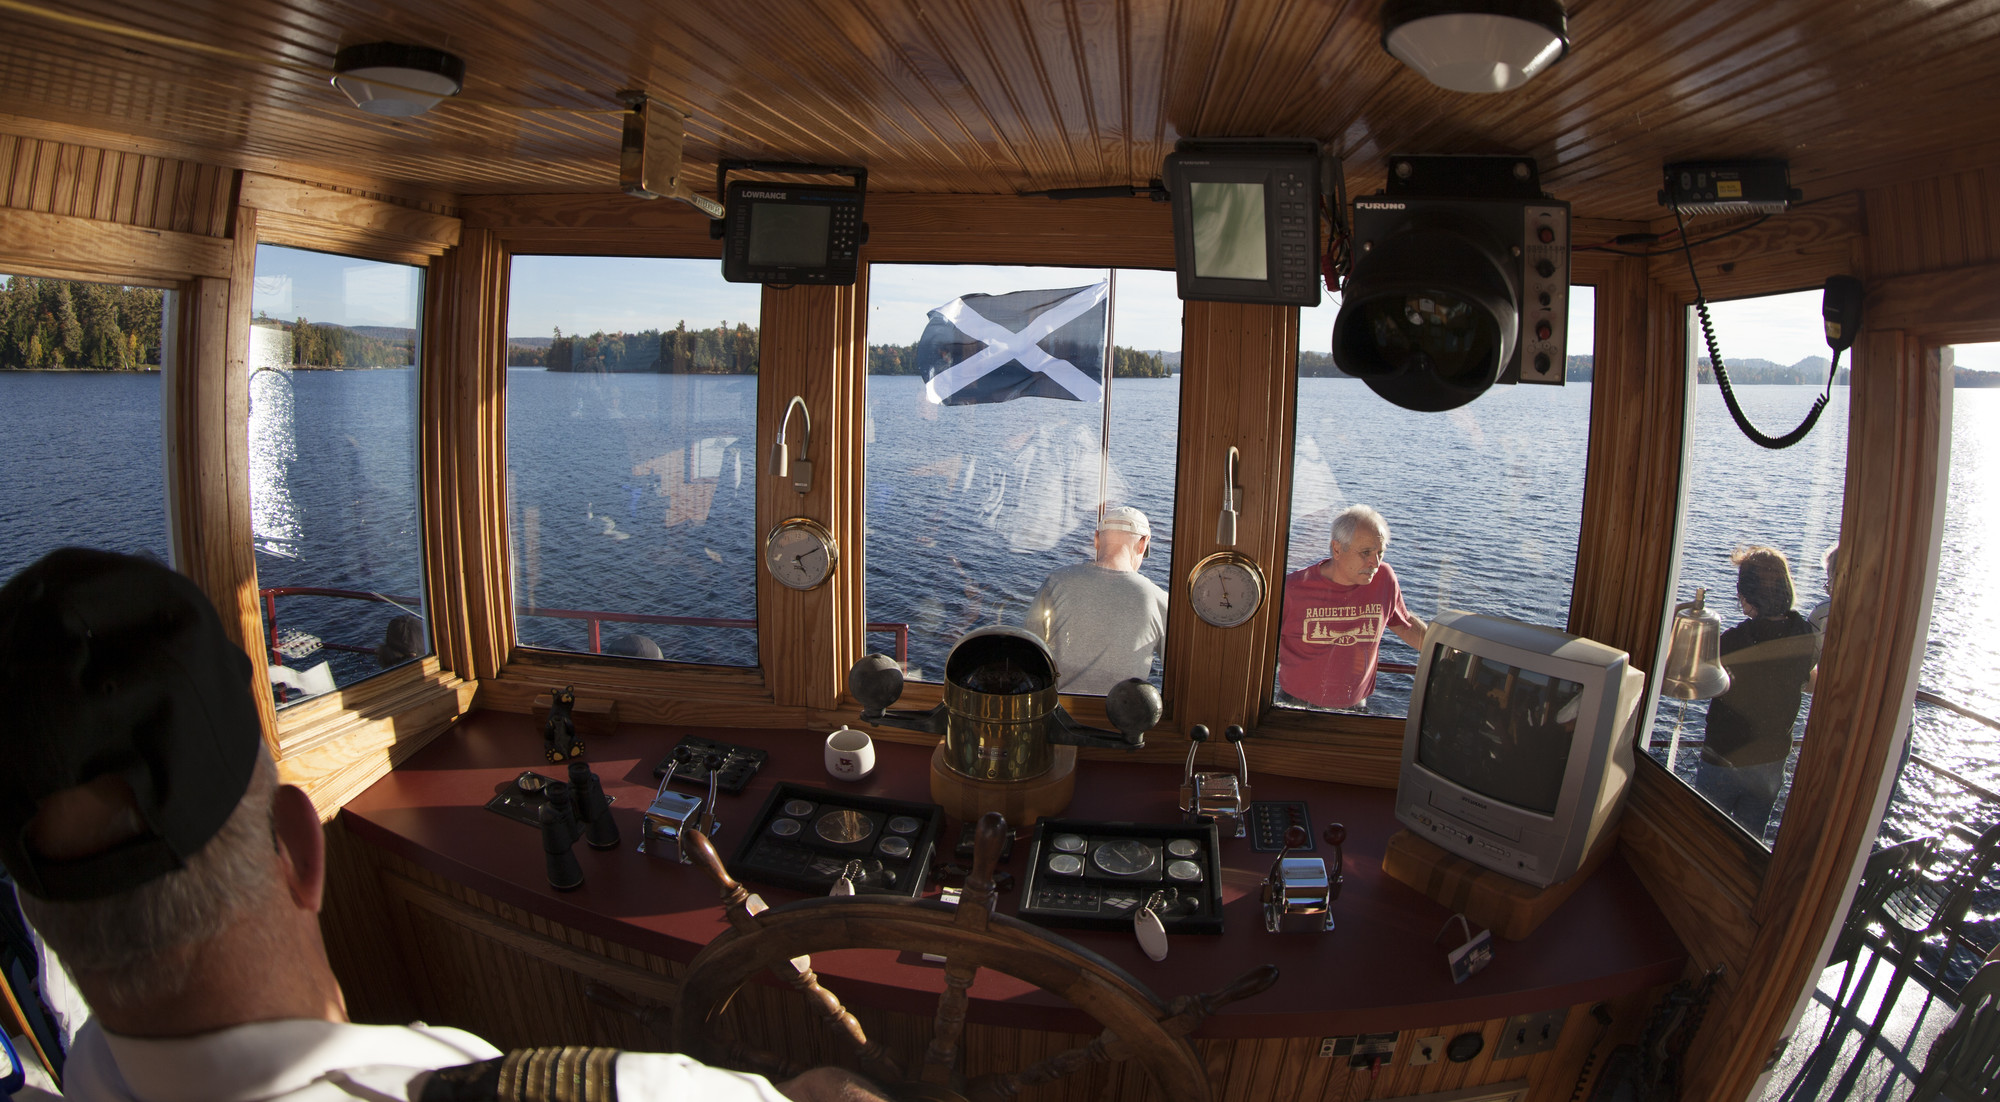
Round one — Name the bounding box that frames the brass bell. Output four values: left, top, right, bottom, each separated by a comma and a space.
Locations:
1661, 588, 1731, 700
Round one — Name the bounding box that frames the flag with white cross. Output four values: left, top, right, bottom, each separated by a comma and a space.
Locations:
917, 282, 1109, 405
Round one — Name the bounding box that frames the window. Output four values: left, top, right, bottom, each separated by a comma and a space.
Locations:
1272, 286, 1597, 717
0, 273, 171, 579
864, 265, 1182, 691
1881, 342, 2000, 886
247, 245, 427, 705
1645, 289, 1848, 847
506, 257, 761, 666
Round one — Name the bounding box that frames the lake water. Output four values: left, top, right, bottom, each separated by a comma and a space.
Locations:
3, 368, 1995, 869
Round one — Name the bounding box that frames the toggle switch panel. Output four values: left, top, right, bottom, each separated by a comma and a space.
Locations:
1410, 1035, 1447, 1066
1495, 1008, 1568, 1061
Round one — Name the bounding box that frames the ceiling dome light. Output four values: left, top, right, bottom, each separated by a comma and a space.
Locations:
332, 42, 466, 117
1382, 0, 1570, 94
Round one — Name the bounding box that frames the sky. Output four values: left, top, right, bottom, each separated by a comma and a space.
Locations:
250, 244, 420, 329
236, 243, 2000, 372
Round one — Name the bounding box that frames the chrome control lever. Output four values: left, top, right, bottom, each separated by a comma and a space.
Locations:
1262, 825, 1334, 933
1180, 723, 1253, 838
640, 752, 724, 864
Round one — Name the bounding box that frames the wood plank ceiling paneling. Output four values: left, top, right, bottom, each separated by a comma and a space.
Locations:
1, 0, 1997, 219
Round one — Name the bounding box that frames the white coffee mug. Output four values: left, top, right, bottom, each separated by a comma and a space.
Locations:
825, 727, 875, 781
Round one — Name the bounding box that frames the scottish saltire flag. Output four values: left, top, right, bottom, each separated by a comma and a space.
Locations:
919, 282, 1109, 405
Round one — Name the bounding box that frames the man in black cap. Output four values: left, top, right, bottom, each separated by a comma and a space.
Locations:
2, 548, 883, 1101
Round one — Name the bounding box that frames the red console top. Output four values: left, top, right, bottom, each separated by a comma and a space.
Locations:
339, 711, 1684, 1037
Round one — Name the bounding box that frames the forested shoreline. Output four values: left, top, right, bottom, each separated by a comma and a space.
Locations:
0, 276, 163, 370
250, 316, 414, 368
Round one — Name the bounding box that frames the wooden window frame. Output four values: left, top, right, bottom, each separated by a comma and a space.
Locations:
236, 174, 476, 810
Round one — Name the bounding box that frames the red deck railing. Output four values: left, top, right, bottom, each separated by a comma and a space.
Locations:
260, 586, 909, 667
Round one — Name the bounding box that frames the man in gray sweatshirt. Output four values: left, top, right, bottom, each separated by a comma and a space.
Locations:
1025, 506, 1168, 694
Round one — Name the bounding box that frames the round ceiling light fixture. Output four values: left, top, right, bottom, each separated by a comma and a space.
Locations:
332, 42, 466, 117
1381, 0, 1570, 94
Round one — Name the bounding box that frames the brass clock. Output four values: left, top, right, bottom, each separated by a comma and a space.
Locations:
1187, 550, 1267, 628
764, 517, 838, 590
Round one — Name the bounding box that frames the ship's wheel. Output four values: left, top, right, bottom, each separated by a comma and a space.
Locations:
673, 812, 1277, 1102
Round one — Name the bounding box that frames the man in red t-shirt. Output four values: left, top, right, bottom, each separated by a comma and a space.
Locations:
1277, 504, 1427, 709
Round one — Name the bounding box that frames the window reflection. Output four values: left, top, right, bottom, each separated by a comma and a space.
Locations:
0, 273, 171, 579
1275, 286, 1596, 717
246, 245, 426, 705
864, 265, 1181, 689
505, 257, 760, 666
1647, 288, 1848, 846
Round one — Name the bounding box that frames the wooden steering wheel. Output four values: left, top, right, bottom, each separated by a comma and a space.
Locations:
672, 812, 1277, 1102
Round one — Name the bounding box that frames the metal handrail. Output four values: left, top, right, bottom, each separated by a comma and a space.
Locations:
261, 586, 909, 667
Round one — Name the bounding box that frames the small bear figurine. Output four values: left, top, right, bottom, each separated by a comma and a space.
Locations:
544, 685, 582, 763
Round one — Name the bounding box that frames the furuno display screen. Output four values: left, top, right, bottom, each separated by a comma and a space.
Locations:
721, 181, 864, 285
1165, 138, 1323, 307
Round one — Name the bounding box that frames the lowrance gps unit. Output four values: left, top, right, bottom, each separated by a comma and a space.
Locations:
712, 161, 869, 286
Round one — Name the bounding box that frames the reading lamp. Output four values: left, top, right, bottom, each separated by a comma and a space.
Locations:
1216, 446, 1243, 547
332, 43, 465, 117
770, 396, 812, 494
1381, 0, 1570, 94
1661, 589, 1732, 700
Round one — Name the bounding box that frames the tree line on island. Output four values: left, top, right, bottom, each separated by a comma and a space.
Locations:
506, 323, 1172, 378
250, 316, 414, 368
0, 276, 163, 370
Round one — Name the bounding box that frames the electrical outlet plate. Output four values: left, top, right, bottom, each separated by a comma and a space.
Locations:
1495, 1008, 1568, 1061
1411, 1035, 1447, 1066
1319, 1036, 1350, 1059
1346, 1032, 1398, 1068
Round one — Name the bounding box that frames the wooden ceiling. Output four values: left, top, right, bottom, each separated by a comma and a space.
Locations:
2, 0, 1997, 222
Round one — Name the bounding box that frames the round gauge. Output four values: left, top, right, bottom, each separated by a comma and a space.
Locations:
1048, 854, 1084, 876
1091, 839, 1158, 876
782, 799, 817, 817
764, 517, 838, 590
887, 815, 922, 835
1167, 859, 1203, 882
770, 818, 802, 837
815, 809, 874, 844
1187, 551, 1267, 628
879, 836, 912, 860
1051, 833, 1087, 854
1167, 838, 1201, 858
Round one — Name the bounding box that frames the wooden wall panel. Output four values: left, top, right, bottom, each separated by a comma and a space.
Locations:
436, 227, 515, 683
1568, 256, 1682, 676
0, 132, 231, 236
165, 203, 281, 754
1864, 168, 2000, 281
330, 825, 1629, 1102
756, 281, 867, 709
1162, 300, 1297, 739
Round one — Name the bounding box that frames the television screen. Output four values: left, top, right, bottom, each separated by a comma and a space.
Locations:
1414, 642, 1586, 816
748, 202, 832, 267
1189, 181, 1268, 281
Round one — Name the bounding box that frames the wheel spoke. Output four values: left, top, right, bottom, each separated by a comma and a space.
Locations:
920, 958, 979, 1086
965, 1031, 1117, 1101
778, 956, 904, 1085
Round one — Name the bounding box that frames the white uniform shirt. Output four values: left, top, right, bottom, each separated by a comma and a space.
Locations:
29, 1017, 793, 1102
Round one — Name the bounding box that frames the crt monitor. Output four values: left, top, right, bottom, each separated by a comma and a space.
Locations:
1163, 138, 1323, 307
1395, 610, 1646, 888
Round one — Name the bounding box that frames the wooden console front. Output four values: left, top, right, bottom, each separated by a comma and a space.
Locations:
327, 711, 1685, 1101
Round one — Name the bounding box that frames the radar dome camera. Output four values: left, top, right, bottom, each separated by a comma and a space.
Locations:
1333, 155, 1570, 412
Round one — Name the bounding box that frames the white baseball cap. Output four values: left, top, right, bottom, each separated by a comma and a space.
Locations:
1097, 506, 1150, 538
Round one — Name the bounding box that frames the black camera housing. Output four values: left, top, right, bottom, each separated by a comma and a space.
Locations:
1333, 155, 1570, 412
